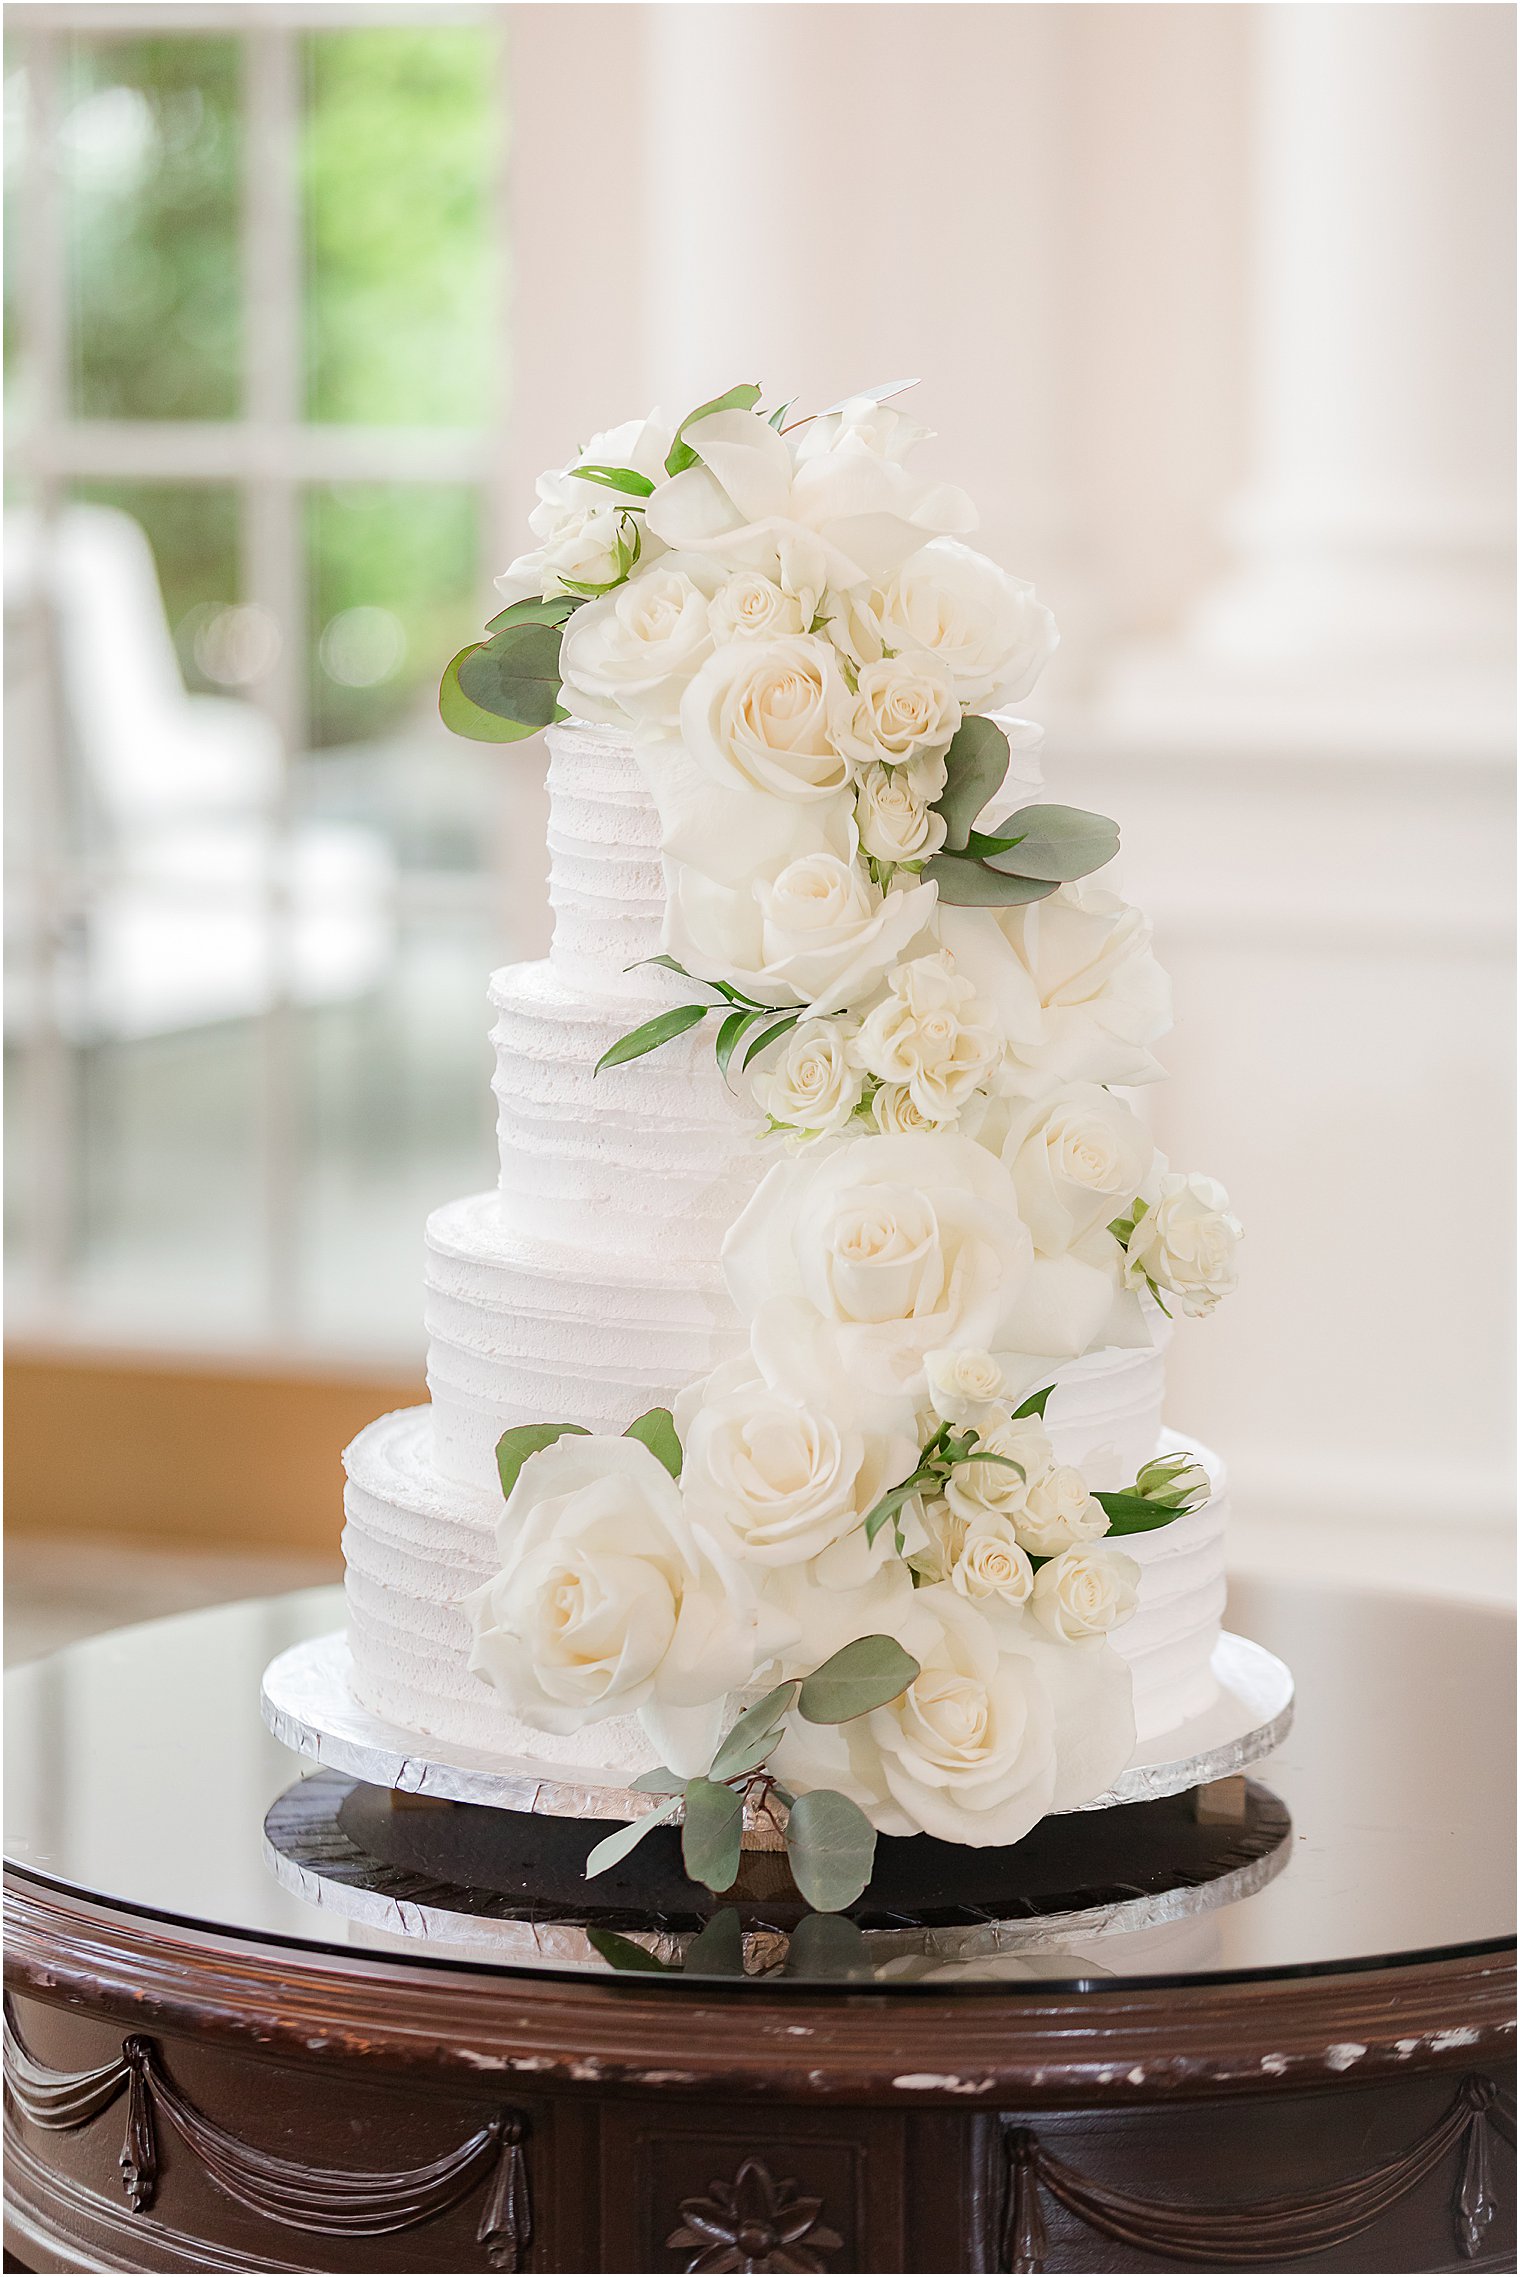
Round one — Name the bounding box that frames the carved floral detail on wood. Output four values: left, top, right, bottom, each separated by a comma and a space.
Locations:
1, 2001, 530, 2270
998, 2073, 1515, 2271
667, 2153, 844, 2273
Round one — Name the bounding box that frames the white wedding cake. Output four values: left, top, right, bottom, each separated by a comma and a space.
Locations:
339, 383, 1244, 1903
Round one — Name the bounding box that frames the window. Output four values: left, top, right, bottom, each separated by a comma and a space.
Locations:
5, 4, 519, 1363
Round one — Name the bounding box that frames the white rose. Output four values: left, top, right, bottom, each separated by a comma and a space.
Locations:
755, 857, 938, 1017
708, 572, 807, 644
905, 1494, 962, 1584
924, 1346, 1006, 1425
1002, 1083, 1155, 1256
791, 395, 934, 465
465, 1435, 791, 1774
723, 1131, 1035, 1401
871, 1083, 953, 1136
818, 585, 887, 670
752, 1018, 864, 1138
835, 654, 961, 775
1031, 1545, 1140, 1641
879, 539, 1058, 708
854, 762, 948, 865
943, 1416, 1053, 1527
673, 1357, 917, 1572
938, 881, 1172, 1096
770, 1587, 1058, 1846
681, 635, 851, 802
789, 430, 979, 583
1013, 1464, 1110, 1558
952, 1519, 1036, 1608
494, 413, 672, 603
557, 557, 717, 729
851, 952, 1002, 1120
1126, 1172, 1242, 1316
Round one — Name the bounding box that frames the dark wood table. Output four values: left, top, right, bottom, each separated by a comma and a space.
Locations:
4, 1579, 1514, 2274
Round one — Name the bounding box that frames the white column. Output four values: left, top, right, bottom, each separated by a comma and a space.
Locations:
1105, 2, 1515, 747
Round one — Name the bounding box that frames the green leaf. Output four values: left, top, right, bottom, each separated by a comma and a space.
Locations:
1094, 1491, 1187, 1534
708, 1682, 798, 1783
456, 620, 568, 731
586, 1926, 677, 1973
766, 399, 795, 431
624, 1405, 682, 1478
496, 1420, 589, 1500
684, 1908, 746, 1975
626, 953, 693, 981
862, 1475, 927, 1551
483, 595, 580, 632
714, 1007, 765, 1082
922, 853, 1061, 907
681, 1777, 744, 1893
980, 804, 1120, 883
439, 647, 543, 744
783, 1910, 874, 1979
936, 716, 1010, 852
584, 1793, 682, 1878
741, 1011, 803, 1069
664, 382, 763, 476
799, 1634, 920, 1725
953, 1451, 1025, 1476
630, 1766, 685, 1794
784, 1787, 878, 1912
595, 1001, 710, 1075
571, 463, 656, 498
1013, 1385, 1054, 1420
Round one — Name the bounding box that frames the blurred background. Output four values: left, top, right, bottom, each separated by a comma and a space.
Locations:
5, 1, 1514, 1657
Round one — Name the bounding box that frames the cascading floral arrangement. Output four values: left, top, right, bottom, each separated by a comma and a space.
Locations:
440, 381, 1242, 1909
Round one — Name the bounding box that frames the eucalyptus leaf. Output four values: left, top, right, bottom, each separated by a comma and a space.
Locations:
1013, 1385, 1054, 1421
439, 648, 543, 744
595, 1001, 709, 1075
783, 1910, 874, 1979
980, 803, 1120, 883
681, 1777, 744, 1893
1094, 1492, 1187, 1535
741, 1011, 803, 1069
496, 1420, 590, 1500
665, 382, 763, 475
708, 1682, 798, 1783
586, 1927, 676, 1973
456, 621, 568, 731
714, 1007, 764, 1081
798, 1634, 920, 1725
571, 463, 655, 498
922, 853, 1061, 907
784, 1787, 877, 1912
484, 595, 579, 632
684, 1908, 746, 1975
624, 1405, 683, 1478
630, 1767, 685, 1794
935, 716, 1010, 852
584, 1792, 682, 1879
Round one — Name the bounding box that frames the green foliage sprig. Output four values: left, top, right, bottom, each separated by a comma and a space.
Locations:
595, 957, 804, 1080
495, 1403, 680, 1498
925, 717, 1120, 905
862, 1382, 1054, 1555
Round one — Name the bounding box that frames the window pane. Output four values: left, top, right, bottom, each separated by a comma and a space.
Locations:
306, 483, 479, 750
302, 27, 497, 426
64, 36, 241, 421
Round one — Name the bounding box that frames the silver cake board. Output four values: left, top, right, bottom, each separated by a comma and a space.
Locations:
261, 1629, 1294, 1824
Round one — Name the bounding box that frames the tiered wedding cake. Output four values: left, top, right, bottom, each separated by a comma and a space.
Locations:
340, 383, 1243, 1904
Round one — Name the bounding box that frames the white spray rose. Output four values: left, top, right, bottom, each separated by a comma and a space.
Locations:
752, 1018, 864, 1138
851, 952, 1002, 1122
871, 1083, 955, 1137
943, 1416, 1053, 1528
494, 414, 672, 604
755, 857, 937, 1018
681, 635, 852, 802
854, 762, 948, 865
924, 1346, 1006, 1426
819, 585, 888, 671
1002, 1083, 1155, 1256
1013, 1464, 1110, 1558
466, 1435, 791, 1774
1126, 1173, 1242, 1316
723, 1131, 1035, 1402
835, 654, 961, 775
879, 538, 1058, 708
557, 558, 717, 728
1031, 1546, 1140, 1642
952, 1520, 1036, 1608
938, 882, 1172, 1097
708, 572, 807, 644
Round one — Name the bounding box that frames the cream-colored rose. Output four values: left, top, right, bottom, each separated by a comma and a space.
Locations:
1013, 1464, 1110, 1558
938, 882, 1172, 1097
681, 635, 851, 802
791, 394, 934, 465
1002, 1083, 1155, 1257
672, 1358, 917, 1572
924, 1346, 1006, 1426
495, 413, 672, 603
879, 538, 1058, 708
557, 558, 717, 728
952, 1519, 1036, 1607
708, 572, 807, 644
466, 1435, 791, 1774
755, 857, 937, 1017
1031, 1546, 1140, 1641
906, 1494, 963, 1584
871, 1083, 956, 1137
752, 1018, 864, 1138
835, 654, 961, 775
723, 1131, 1035, 1401
818, 585, 887, 671
943, 1416, 1054, 1527
1125, 1172, 1242, 1316
854, 762, 948, 866
852, 952, 1002, 1121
